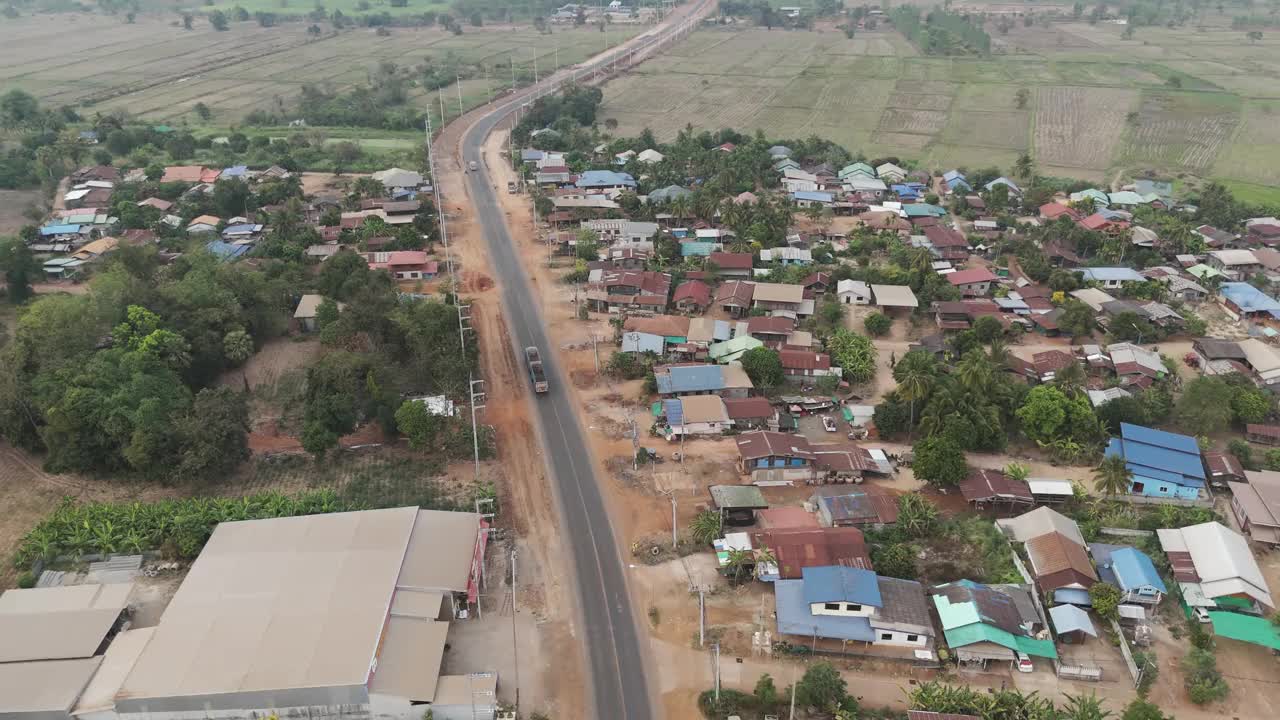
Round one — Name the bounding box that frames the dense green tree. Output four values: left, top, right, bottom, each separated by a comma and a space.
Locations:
794, 662, 848, 711
0, 237, 38, 303
740, 347, 784, 392
872, 543, 918, 579
1176, 376, 1235, 435
913, 436, 967, 486
827, 329, 876, 384
863, 311, 891, 337
1089, 582, 1123, 622
1058, 300, 1096, 338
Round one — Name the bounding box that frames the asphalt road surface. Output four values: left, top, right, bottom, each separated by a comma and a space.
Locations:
457, 9, 713, 716
460, 72, 652, 720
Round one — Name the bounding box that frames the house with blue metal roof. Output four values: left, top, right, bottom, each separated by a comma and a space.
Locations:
1077, 267, 1145, 289
942, 170, 972, 194
1105, 422, 1206, 500
206, 240, 250, 262
791, 190, 833, 207
1089, 543, 1166, 605
1220, 282, 1280, 320
653, 363, 753, 398
575, 170, 636, 190
39, 224, 82, 237
774, 566, 935, 655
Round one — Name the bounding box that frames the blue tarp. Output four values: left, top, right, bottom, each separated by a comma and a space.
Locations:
802, 566, 882, 607
775, 579, 876, 642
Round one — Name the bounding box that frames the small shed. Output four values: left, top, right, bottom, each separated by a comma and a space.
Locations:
1049, 603, 1097, 644
1027, 478, 1074, 504
709, 484, 769, 526
1246, 424, 1280, 446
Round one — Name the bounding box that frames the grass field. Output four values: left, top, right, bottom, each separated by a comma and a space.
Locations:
599, 17, 1280, 189
0, 14, 638, 125
202, 0, 452, 18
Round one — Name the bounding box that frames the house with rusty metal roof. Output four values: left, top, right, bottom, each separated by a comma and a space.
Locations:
929, 580, 1055, 665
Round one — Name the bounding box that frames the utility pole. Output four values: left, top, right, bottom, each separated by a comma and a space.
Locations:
456, 70, 464, 118
698, 589, 705, 647
628, 412, 639, 470
469, 375, 486, 477
511, 52, 517, 92
438, 91, 447, 124
533, 50, 539, 85
657, 487, 676, 548
510, 548, 521, 710
712, 643, 720, 703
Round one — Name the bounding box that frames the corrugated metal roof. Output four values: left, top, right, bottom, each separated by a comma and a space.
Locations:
801, 566, 881, 606
774, 579, 875, 641
655, 364, 724, 394
709, 484, 767, 509
1109, 547, 1167, 593
1049, 604, 1097, 637
0, 657, 102, 714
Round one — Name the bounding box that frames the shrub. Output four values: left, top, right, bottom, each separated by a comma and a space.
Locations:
16, 571, 35, 588
697, 688, 754, 719
864, 312, 892, 337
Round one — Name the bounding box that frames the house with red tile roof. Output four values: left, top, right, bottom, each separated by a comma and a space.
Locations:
365, 251, 438, 280
777, 349, 836, 380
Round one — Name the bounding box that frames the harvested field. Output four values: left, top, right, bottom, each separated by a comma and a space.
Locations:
1120, 90, 1240, 173
0, 14, 636, 123
598, 18, 1280, 187
1033, 85, 1136, 171
0, 190, 43, 238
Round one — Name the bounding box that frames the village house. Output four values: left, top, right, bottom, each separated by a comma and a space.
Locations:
837, 279, 872, 305
366, 251, 438, 280
1229, 470, 1280, 546
751, 282, 807, 315
662, 395, 731, 439
718, 397, 771, 430
1078, 267, 1144, 289
1158, 522, 1274, 613
930, 581, 1055, 667
1207, 249, 1263, 279
583, 219, 659, 244
708, 251, 753, 278
1027, 530, 1097, 594
871, 284, 919, 312
671, 280, 712, 314
777, 350, 838, 381
576, 169, 637, 191
750, 527, 871, 581
1105, 423, 1206, 500
1219, 282, 1280, 322
760, 247, 813, 265
773, 567, 935, 658
589, 270, 672, 312
1089, 544, 1167, 605
746, 316, 796, 347
959, 468, 1033, 510
654, 363, 753, 399
946, 267, 998, 297
715, 280, 755, 318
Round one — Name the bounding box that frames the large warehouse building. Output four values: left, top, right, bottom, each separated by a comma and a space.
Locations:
5, 506, 497, 720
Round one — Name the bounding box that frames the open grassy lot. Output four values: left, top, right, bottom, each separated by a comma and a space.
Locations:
599, 17, 1280, 188
0, 13, 637, 124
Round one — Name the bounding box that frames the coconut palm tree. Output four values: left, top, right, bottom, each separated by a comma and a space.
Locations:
1054, 360, 1086, 397
896, 365, 934, 438
1093, 455, 1133, 498
754, 546, 777, 578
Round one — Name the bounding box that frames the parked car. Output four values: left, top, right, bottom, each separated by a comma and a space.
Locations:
1015, 652, 1034, 673
468, 160, 478, 172
822, 416, 837, 432
507, 181, 518, 193
1193, 606, 1211, 624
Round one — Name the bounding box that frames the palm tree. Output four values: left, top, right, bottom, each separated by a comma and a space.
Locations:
987, 337, 1010, 367
1054, 360, 1086, 397
689, 510, 722, 546
955, 350, 995, 394
755, 546, 777, 578
1093, 455, 1133, 498
896, 366, 934, 438
1014, 152, 1035, 180
724, 548, 755, 584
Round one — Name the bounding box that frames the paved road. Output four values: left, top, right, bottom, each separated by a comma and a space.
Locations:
455, 8, 711, 717
462, 110, 653, 717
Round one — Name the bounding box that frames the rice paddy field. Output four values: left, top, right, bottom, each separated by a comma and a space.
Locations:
0, 13, 638, 125
598, 16, 1280, 195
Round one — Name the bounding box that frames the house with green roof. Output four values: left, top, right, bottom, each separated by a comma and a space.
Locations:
838, 162, 875, 180
707, 335, 763, 364
930, 580, 1057, 666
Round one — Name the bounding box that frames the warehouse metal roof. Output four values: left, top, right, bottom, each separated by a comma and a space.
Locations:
117, 507, 481, 710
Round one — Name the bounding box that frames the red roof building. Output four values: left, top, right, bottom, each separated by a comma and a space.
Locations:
777, 350, 832, 377
365, 251, 438, 280
672, 280, 712, 314
715, 280, 755, 317
749, 527, 871, 579
960, 468, 1034, 507
1039, 202, 1079, 221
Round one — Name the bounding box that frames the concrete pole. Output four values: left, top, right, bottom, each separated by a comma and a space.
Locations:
511, 548, 521, 709
456, 71, 464, 118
